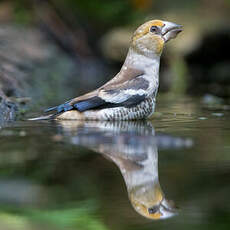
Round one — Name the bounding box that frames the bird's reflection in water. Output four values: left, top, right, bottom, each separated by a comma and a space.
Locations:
57, 120, 192, 220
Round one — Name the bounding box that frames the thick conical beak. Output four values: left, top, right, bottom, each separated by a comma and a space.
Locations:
161, 21, 183, 42
146, 198, 177, 220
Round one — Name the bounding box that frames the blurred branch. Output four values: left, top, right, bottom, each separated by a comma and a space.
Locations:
32, 0, 94, 59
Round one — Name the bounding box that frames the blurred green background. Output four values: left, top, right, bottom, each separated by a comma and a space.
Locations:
0, 1, 230, 230
0, 0, 230, 112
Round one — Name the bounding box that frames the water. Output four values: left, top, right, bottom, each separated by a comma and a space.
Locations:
0, 96, 230, 230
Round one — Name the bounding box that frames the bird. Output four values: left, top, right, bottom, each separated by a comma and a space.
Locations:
31, 20, 182, 121
57, 120, 178, 219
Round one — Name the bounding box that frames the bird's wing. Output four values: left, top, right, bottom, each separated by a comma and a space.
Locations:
45, 67, 149, 113
98, 73, 149, 105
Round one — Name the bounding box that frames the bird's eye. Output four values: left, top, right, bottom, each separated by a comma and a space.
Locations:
150, 26, 158, 33
148, 205, 159, 214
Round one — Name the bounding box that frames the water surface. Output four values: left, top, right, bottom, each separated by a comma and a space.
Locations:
0, 97, 230, 230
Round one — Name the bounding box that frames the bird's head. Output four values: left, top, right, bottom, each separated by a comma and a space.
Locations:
131, 20, 182, 57
129, 183, 177, 220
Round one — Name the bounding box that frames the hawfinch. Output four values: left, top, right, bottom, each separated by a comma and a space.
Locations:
32, 20, 182, 120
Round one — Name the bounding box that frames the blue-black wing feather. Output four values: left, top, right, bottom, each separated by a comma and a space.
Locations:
45, 94, 146, 114
73, 96, 107, 112
45, 97, 108, 113
44, 100, 73, 113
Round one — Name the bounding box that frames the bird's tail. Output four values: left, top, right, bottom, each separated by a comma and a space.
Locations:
28, 114, 57, 121
28, 100, 75, 121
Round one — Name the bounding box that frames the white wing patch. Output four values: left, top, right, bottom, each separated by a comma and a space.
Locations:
99, 86, 148, 104
123, 89, 147, 95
